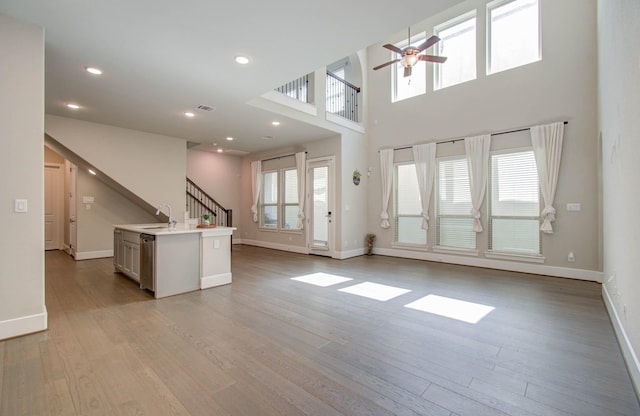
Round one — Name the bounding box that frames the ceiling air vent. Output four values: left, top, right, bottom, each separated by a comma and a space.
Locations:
196, 104, 215, 112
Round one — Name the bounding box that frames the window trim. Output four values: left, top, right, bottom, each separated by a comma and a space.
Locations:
486, 0, 541, 76
433, 10, 477, 91
259, 170, 278, 230
281, 167, 301, 231
259, 167, 303, 233
487, 146, 542, 256
393, 162, 428, 249
435, 154, 476, 251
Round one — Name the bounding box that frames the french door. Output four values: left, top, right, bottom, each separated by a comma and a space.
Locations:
307, 157, 334, 257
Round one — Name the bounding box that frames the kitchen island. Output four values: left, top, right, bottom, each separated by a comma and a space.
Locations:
113, 223, 235, 298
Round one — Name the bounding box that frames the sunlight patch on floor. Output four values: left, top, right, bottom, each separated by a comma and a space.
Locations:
404, 294, 495, 324
290, 272, 353, 287
338, 282, 411, 301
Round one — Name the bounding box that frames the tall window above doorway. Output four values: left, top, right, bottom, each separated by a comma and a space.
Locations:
434, 11, 477, 90
392, 32, 427, 102
487, 0, 540, 74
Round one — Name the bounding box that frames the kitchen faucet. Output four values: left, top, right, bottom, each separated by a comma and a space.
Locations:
155, 204, 176, 230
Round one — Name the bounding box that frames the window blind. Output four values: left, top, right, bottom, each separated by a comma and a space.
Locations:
489, 150, 541, 254
395, 164, 426, 245
436, 158, 475, 249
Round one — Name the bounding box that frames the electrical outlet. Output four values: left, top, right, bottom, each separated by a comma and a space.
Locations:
567, 252, 575, 262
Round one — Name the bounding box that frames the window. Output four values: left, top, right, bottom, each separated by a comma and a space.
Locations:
487, 0, 540, 74
434, 11, 477, 90
282, 168, 299, 230
260, 171, 278, 228
489, 150, 540, 254
436, 157, 475, 249
260, 168, 301, 230
394, 164, 427, 245
393, 32, 427, 102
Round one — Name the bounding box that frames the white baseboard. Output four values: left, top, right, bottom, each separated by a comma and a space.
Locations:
240, 239, 309, 255
74, 249, 113, 260
335, 248, 366, 259
0, 310, 48, 340
201, 273, 232, 289
602, 285, 640, 398
373, 247, 604, 282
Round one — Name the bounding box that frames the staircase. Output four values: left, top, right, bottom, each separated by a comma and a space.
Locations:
186, 178, 232, 227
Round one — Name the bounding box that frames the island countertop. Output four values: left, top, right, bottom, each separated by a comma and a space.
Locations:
113, 223, 236, 236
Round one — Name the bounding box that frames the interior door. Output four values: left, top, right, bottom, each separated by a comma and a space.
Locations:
307, 157, 334, 257
44, 164, 64, 250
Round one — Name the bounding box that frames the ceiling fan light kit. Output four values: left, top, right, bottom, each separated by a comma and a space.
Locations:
373, 28, 447, 77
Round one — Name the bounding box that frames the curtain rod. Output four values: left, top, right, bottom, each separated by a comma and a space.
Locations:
382, 121, 569, 152
261, 151, 307, 163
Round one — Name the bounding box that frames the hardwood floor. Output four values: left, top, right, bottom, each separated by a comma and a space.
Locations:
1, 245, 638, 415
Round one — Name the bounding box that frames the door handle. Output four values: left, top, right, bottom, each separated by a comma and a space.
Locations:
69, 218, 76, 223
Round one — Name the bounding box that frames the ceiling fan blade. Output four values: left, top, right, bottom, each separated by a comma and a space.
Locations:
416, 35, 441, 52
373, 59, 400, 71
382, 43, 403, 54
404, 66, 412, 77
419, 54, 448, 64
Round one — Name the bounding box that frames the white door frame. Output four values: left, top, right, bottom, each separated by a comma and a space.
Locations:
306, 156, 335, 258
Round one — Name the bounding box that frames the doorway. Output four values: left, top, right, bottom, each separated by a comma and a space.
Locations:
306, 157, 335, 257
44, 163, 64, 250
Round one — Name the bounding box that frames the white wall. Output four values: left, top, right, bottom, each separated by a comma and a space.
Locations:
75, 169, 158, 257
366, 0, 600, 278
186, 149, 242, 234
45, 115, 187, 222
598, 0, 640, 394
0, 14, 47, 339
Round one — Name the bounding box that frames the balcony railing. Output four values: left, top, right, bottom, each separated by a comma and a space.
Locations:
326, 71, 360, 123
275, 74, 310, 103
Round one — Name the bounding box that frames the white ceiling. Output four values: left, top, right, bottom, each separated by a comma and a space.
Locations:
1, 0, 462, 154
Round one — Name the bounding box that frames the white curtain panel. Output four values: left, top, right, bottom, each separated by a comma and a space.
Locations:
379, 149, 394, 229
295, 152, 306, 229
464, 134, 491, 232
531, 122, 565, 233
250, 160, 262, 222
412, 143, 437, 230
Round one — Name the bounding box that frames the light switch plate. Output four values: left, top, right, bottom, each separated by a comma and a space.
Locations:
14, 199, 28, 213
566, 203, 581, 212
82, 196, 95, 204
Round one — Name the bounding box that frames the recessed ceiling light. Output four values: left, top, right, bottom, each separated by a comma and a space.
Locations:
88, 169, 96, 175
226, 137, 234, 141
184, 112, 195, 118
67, 103, 80, 110
85, 66, 102, 75
271, 121, 280, 126
235, 55, 250, 65
217, 148, 224, 153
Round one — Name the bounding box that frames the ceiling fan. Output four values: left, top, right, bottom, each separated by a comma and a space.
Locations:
373, 28, 447, 77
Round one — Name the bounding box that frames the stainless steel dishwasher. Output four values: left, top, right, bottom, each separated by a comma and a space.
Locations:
139, 234, 156, 292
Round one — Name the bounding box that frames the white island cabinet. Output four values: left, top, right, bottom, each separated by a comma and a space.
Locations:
113, 223, 236, 298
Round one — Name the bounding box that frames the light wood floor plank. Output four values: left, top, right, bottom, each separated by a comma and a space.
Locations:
0, 246, 638, 415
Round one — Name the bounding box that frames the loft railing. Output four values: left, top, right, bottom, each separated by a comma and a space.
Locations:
275, 74, 310, 103
186, 178, 232, 227
326, 71, 360, 123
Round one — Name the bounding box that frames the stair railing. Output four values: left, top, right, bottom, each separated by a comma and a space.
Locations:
186, 178, 232, 227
